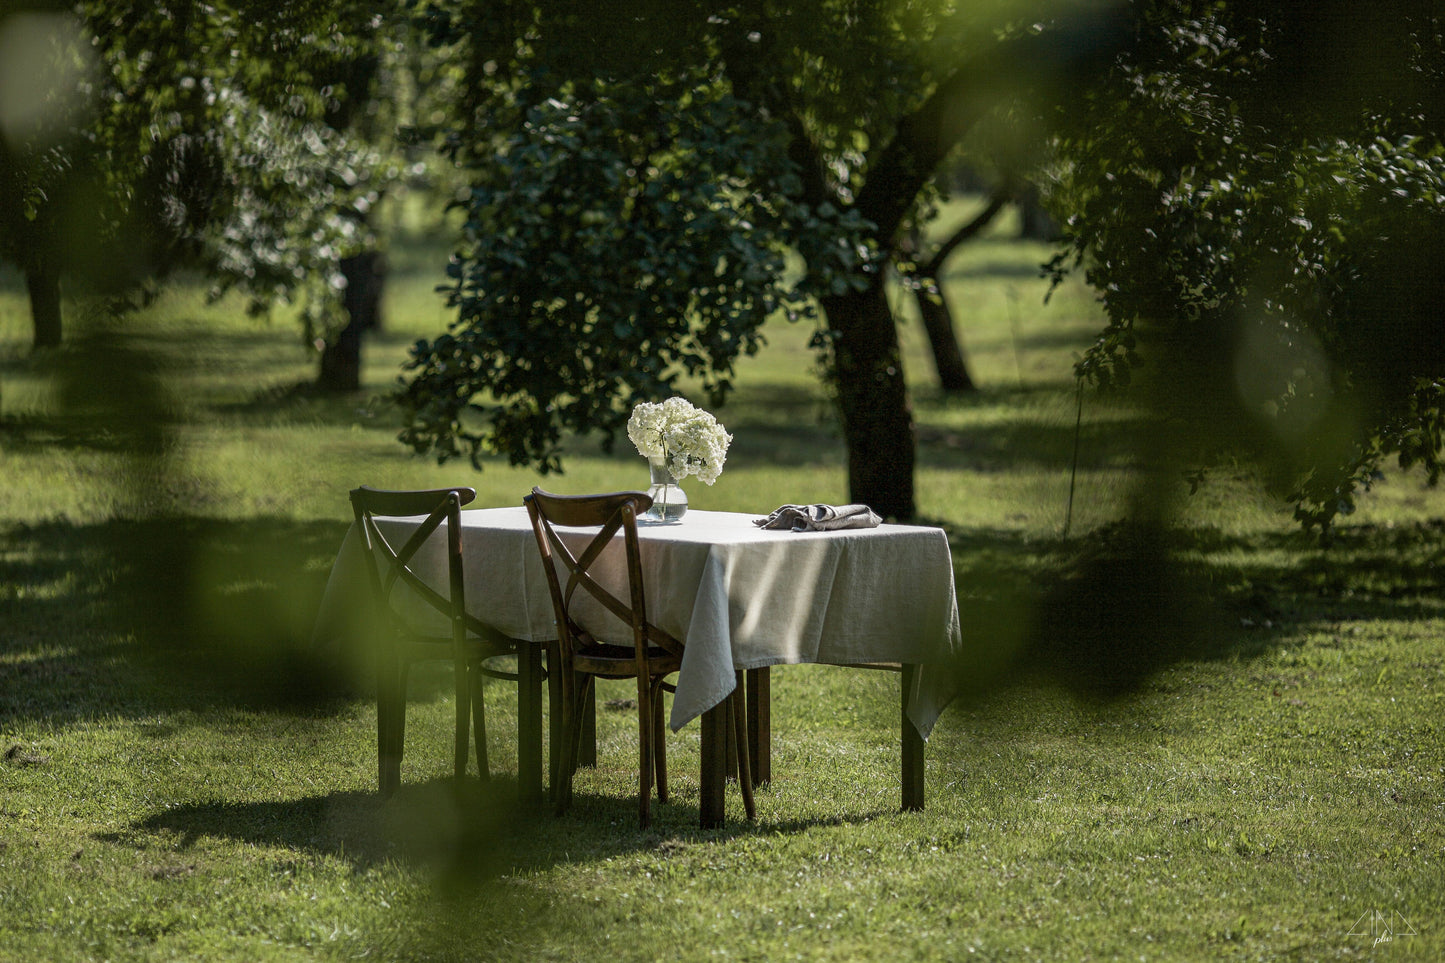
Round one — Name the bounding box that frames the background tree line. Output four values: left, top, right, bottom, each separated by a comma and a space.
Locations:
3, 0, 1441, 529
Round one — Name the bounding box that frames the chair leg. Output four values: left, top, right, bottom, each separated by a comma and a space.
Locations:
725, 694, 739, 780
377, 656, 400, 796
471, 662, 489, 783
554, 672, 586, 816
514, 641, 546, 805
579, 683, 597, 768
546, 641, 564, 796
636, 673, 654, 829
554, 670, 595, 815
730, 675, 756, 821
453, 655, 470, 784
651, 678, 668, 804
380, 660, 409, 796
570, 675, 595, 778
397, 663, 410, 776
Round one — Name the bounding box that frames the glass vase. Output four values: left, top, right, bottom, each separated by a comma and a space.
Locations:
643, 456, 688, 522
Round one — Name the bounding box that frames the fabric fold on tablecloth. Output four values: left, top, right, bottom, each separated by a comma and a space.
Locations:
753, 503, 882, 532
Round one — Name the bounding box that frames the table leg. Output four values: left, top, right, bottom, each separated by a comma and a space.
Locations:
699, 701, 729, 828
517, 640, 544, 805
902, 663, 924, 811
745, 667, 771, 786
725, 702, 738, 780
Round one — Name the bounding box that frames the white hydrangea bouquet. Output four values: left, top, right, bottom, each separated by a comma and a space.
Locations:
626, 397, 732, 485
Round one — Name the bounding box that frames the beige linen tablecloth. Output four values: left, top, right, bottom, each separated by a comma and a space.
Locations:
312, 507, 962, 738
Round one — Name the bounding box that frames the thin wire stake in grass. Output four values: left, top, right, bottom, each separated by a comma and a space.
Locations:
1064, 375, 1084, 537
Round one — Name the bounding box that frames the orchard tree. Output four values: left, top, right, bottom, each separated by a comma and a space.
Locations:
0, 4, 115, 348
399, 0, 1131, 519
0, 0, 400, 370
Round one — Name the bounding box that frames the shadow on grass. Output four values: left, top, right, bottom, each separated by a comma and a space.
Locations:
112, 780, 537, 886
712, 381, 1135, 473
926, 518, 1445, 705
1, 324, 402, 435
110, 776, 887, 891
0, 410, 158, 454
915, 414, 1145, 472
1, 324, 312, 384
207, 376, 401, 427
14, 508, 1444, 884
0, 515, 361, 726
0, 323, 1122, 468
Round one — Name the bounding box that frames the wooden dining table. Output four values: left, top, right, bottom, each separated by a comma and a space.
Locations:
312, 505, 963, 827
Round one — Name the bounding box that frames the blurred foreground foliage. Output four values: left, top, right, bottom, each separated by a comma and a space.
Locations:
1048, 0, 1445, 535
0, 0, 424, 349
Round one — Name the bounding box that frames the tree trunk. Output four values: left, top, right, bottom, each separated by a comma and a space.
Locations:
1016, 183, 1059, 241
747, 12, 1131, 520
26, 259, 62, 350
916, 288, 977, 393
821, 282, 916, 521
909, 187, 1009, 394
317, 250, 384, 392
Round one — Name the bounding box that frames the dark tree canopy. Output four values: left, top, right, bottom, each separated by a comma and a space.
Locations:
397, 67, 873, 471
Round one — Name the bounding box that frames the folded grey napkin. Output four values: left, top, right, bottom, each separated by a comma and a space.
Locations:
753, 503, 882, 532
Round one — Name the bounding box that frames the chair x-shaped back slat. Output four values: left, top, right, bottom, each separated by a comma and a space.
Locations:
356, 499, 463, 637
532, 496, 684, 658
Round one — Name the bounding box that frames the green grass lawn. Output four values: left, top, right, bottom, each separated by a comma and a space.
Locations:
1, 199, 1443, 961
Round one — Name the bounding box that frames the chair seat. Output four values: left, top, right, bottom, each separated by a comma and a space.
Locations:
399, 633, 517, 665
401, 632, 516, 655
572, 650, 683, 678
569, 633, 683, 678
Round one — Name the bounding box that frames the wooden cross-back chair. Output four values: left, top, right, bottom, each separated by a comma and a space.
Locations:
350, 485, 519, 795
524, 487, 754, 828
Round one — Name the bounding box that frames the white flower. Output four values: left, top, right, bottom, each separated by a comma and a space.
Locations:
626, 397, 732, 485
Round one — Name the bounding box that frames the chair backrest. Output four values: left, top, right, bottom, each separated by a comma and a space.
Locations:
523, 488, 683, 663
350, 485, 476, 640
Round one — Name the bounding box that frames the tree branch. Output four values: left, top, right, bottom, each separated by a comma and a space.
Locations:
922, 186, 1011, 276
856, 6, 1132, 246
